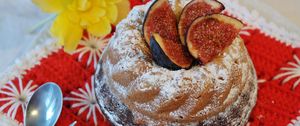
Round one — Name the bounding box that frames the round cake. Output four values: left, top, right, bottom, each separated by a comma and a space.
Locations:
95, 0, 257, 125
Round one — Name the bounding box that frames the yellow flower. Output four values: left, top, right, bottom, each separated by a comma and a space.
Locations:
32, 0, 130, 52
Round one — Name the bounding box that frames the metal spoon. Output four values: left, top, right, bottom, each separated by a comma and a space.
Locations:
24, 82, 63, 126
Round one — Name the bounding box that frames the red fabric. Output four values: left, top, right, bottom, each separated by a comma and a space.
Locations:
241, 30, 300, 126
0, 1, 300, 126
129, 0, 151, 8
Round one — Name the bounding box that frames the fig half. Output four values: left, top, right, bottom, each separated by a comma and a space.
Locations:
150, 33, 193, 70
186, 14, 243, 64
143, 0, 179, 45
178, 0, 225, 45
143, 0, 193, 70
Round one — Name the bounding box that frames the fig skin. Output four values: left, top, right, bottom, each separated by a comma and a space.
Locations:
150, 34, 193, 70
178, 0, 225, 45
150, 35, 181, 70
186, 14, 243, 64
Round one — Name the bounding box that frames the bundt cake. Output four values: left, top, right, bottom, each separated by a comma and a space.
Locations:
95, 0, 257, 125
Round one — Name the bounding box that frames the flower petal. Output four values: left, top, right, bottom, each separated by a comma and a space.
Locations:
87, 17, 112, 37
104, 4, 118, 23
80, 7, 106, 26
66, 10, 81, 24
98, 0, 107, 7
105, 0, 122, 4
90, 7, 106, 18
63, 27, 83, 52
32, 0, 71, 13
114, 0, 130, 25
51, 13, 83, 52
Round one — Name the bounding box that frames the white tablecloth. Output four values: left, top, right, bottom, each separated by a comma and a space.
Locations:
0, 0, 50, 73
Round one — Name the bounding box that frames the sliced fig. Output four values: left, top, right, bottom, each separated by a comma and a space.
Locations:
143, 0, 193, 70
143, 0, 179, 45
150, 33, 193, 70
178, 0, 225, 45
186, 14, 243, 64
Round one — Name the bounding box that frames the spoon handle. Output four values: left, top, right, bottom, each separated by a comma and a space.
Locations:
69, 121, 77, 126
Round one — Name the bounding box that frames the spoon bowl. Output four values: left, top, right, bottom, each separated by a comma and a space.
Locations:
25, 82, 63, 126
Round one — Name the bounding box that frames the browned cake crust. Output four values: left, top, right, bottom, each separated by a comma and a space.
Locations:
95, 58, 257, 126
94, 0, 257, 125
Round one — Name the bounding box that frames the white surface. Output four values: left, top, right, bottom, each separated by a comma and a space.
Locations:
0, 0, 50, 73
239, 0, 300, 36
261, 0, 300, 27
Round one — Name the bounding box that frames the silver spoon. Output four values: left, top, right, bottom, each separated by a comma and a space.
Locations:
24, 82, 63, 126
